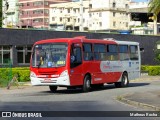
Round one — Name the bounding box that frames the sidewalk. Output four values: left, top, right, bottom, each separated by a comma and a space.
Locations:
118, 75, 160, 111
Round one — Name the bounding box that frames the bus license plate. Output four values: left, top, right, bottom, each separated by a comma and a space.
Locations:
44, 78, 51, 82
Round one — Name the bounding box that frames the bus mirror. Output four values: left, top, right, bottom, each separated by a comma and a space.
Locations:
140, 48, 144, 52
71, 55, 76, 63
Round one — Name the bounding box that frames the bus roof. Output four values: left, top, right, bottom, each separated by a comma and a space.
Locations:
34, 37, 117, 45
34, 36, 139, 45
115, 40, 139, 45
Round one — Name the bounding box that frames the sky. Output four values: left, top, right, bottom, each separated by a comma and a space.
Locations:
132, 0, 149, 2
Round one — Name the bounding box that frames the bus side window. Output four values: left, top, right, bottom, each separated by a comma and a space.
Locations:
70, 45, 82, 68
130, 45, 139, 60
94, 44, 106, 61
83, 43, 93, 61
107, 44, 118, 61
119, 45, 129, 61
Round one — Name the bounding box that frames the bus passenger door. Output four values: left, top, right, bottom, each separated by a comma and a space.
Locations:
70, 44, 83, 86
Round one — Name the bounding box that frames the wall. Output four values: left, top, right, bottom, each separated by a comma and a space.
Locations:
0, 28, 159, 65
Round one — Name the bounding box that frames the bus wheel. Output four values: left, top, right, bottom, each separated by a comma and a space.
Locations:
115, 73, 129, 88
83, 75, 91, 92
49, 86, 57, 92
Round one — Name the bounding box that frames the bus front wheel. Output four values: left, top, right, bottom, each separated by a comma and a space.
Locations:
49, 86, 57, 92
83, 75, 91, 92
115, 73, 129, 88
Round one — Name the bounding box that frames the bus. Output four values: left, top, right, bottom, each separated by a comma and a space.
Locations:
30, 36, 141, 92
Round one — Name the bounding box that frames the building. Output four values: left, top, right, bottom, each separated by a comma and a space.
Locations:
49, 0, 130, 32
49, 0, 89, 31
89, 0, 130, 32
2, 0, 19, 28
17, 0, 71, 29
129, 1, 160, 35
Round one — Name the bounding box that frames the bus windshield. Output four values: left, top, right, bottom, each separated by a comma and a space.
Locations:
32, 43, 68, 68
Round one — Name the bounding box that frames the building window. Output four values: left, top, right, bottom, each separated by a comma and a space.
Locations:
17, 46, 31, 64
33, 10, 43, 14
33, 18, 43, 23
89, 4, 92, 9
113, 21, 116, 27
125, 4, 129, 9
45, 18, 49, 23
89, 13, 92, 17
113, 2, 116, 8
52, 17, 55, 21
0, 46, 12, 64
126, 22, 128, 27
99, 12, 102, 17
99, 22, 102, 27
67, 9, 70, 13
68, 18, 70, 22
60, 17, 62, 22
34, 1, 43, 6
113, 12, 116, 17
27, 3, 30, 6
44, 10, 49, 14
44, 2, 49, 5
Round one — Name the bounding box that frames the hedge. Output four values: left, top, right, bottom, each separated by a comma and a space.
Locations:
141, 65, 160, 76
0, 67, 30, 87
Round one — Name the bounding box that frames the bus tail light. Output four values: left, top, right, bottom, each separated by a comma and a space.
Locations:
30, 71, 37, 78
60, 70, 68, 77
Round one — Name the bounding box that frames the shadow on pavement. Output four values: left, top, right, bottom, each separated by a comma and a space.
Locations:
129, 83, 150, 87
36, 82, 150, 95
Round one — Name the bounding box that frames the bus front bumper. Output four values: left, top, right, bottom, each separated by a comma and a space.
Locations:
30, 75, 70, 86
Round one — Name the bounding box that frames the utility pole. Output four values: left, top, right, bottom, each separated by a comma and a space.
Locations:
79, 0, 83, 31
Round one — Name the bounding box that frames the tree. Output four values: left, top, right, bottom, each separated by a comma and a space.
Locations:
148, 0, 160, 16
148, 0, 160, 35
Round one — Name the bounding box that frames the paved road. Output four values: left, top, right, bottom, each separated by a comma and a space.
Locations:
0, 76, 160, 120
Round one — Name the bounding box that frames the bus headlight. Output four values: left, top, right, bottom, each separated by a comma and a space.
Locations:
60, 70, 68, 77
30, 71, 36, 78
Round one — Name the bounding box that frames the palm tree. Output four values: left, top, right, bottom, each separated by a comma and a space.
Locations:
148, 0, 160, 35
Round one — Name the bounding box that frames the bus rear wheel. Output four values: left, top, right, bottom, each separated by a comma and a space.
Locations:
83, 75, 91, 92
115, 73, 129, 88
49, 86, 57, 92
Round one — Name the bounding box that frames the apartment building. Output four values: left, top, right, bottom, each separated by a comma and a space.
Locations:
89, 0, 130, 31
49, 0, 89, 31
49, 0, 130, 31
17, 0, 71, 28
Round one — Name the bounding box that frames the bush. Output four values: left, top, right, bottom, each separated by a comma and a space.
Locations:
141, 65, 160, 76
0, 67, 30, 87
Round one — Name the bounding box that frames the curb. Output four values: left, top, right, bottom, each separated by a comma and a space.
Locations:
18, 82, 32, 86
116, 94, 160, 111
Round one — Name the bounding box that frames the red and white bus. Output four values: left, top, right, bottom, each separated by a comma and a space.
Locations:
30, 36, 141, 92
